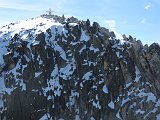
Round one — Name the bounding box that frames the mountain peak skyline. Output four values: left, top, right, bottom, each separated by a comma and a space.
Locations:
0, 11, 160, 119
0, 0, 160, 45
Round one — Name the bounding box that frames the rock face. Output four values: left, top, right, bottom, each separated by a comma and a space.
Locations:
0, 15, 160, 120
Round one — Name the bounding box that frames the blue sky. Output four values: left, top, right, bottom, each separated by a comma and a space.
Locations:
0, 0, 159, 45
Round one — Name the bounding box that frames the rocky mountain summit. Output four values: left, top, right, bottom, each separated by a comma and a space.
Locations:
0, 14, 160, 120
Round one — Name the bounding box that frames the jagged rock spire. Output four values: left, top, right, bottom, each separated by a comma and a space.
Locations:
0, 15, 160, 120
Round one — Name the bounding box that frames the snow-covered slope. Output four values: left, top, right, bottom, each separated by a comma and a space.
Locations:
0, 15, 160, 120
0, 16, 62, 62
0, 16, 62, 37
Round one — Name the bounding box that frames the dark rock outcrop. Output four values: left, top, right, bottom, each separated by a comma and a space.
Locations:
0, 15, 159, 120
